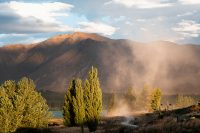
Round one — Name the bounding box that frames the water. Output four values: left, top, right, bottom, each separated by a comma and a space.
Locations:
51, 110, 62, 118
51, 110, 107, 118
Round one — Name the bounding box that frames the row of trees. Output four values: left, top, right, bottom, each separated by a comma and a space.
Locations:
108, 85, 162, 114
0, 78, 50, 133
108, 84, 198, 114
63, 66, 102, 133
175, 95, 197, 108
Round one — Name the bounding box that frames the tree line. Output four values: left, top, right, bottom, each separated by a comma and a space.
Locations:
108, 85, 198, 115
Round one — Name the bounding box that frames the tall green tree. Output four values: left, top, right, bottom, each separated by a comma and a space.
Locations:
84, 66, 102, 132
63, 79, 85, 131
63, 80, 75, 126
0, 77, 50, 133
150, 88, 162, 112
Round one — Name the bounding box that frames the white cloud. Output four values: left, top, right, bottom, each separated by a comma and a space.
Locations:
172, 20, 200, 38
8, 1, 73, 23
140, 27, 148, 31
136, 19, 146, 22
114, 16, 126, 22
125, 21, 133, 25
105, 0, 173, 8
0, 1, 74, 33
75, 22, 117, 36
0, 1, 118, 36
177, 11, 196, 17
179, 0, 200, 5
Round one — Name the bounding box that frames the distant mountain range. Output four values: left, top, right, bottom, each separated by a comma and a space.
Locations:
1, 32, 200, 94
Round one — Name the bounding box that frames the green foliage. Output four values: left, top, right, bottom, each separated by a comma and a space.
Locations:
139, 85, 151, 110
84, 66, 102, 132
0, 77, 50, 133
73, 79, 85, 126
63, 80, 74, 126
63, 79, 85, 127
126, 87, 136, 108
175, 95, 197, 108
150, 88, 162, 111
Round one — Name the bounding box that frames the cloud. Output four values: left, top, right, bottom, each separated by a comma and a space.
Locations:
0, 1, 117, 37
8, 1, 73, 23
177, 11, 196, 17
0, 1, 73, 34
76, 22, 118, 36
172, 20, 200, 38
179, 0, 200, 5
125, 21, 133, 26
104, 0, 173, 8
114, 16, 126, 22
136, 19, 146, 22
140, 27, 148, 31
0, 33, 47, 45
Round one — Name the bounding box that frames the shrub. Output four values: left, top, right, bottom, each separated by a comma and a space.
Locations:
0, 77, 50, 132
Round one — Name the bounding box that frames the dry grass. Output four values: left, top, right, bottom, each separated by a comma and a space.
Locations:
48, 118, 64, 127
16, 105, 200, 133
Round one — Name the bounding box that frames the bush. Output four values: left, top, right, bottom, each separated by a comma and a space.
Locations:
0, 77, 50, 132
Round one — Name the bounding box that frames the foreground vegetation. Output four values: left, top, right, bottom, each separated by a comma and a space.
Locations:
63, 66, 102, 132
0, 66, 199, 133
18, 104, 200, 133
0, 77, 50, 132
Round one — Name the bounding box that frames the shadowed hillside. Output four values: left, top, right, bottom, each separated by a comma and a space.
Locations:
0, 32, 200, 94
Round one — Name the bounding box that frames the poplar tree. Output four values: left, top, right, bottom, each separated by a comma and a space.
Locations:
150, 88, 162, 111
175, 95, 196, 108
63, 79, 85, 129
139, 85, 151, 110
84, 66, 102, 132
63, 80, 75, 126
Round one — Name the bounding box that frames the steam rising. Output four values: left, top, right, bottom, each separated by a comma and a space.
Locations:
99, 40, 200, 94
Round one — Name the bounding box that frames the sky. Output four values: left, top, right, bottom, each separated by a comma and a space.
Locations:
0, 0, 200, 46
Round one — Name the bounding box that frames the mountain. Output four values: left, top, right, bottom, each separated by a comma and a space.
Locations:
0, 32, 200, 94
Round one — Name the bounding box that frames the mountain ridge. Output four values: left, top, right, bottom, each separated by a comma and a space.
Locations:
0, 32, 200, 94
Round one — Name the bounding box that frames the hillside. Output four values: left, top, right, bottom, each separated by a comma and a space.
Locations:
0, 32, 200, 94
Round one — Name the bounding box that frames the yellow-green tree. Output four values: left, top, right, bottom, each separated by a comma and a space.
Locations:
150, 88, 162, 111
0, 77, 50, 133
84, 66, 102, 132
175, 95, 196, 108
139, 85, 151, 110
63, 79, 85, 129
126, 87, 137, 108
